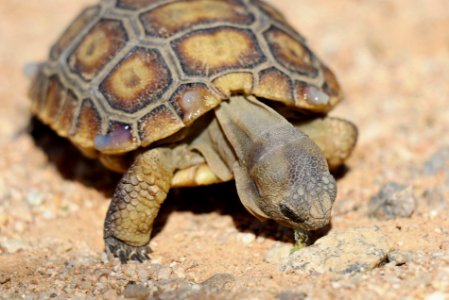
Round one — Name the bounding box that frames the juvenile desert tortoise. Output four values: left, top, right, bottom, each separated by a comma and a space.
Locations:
29, 0, 357, 262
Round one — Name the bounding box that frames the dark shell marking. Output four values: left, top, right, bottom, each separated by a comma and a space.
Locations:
29, 0, 342, 154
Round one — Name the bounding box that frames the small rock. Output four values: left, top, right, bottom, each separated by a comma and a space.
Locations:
157, 266, 172, 280
200, 273, 235, 290
264, 243, 291, 264
282, 226, 390, 274
123, 282, 152, 299
368, 182, 416, 219
157, 281, 205, 299
0, 237, 29, 253
238, 232, 256, 245
14, 221, 26, 233
26, 190, 45, 206
424, 147, 449, 175
102, 289, 119, 300
137, 268, 151, 281
42, 210, 56, 220
387, 250, 412, 266
426, 292, 448, 300
173, 266, 186, 279
275, 290, 307, 300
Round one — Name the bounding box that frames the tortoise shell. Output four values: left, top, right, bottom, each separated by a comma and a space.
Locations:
29, 0, 342, 155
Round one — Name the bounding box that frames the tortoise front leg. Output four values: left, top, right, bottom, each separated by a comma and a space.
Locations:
293, 117, 357, 171
104, 148, 174, 263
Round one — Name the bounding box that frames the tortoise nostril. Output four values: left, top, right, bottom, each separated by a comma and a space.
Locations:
279, 203, 305, 224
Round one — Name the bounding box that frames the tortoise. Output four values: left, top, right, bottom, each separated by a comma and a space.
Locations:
29, 0, 357, 263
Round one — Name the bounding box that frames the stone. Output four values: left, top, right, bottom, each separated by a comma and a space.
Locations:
426, 292, 449, 300
157, 266, 172, 280
387, 250, 412, 266
368, 182, 416, 219
238, 232, 256, 245
200, 273, 235, 290
0, 237, 29, 253
282, 226, 391, 274
264, 243, 291, 264
123, 282, 152, 299
26, 190, 45, 206
102, 289, 119, 300
275, 290, 307, 300
424, 147, 449, 175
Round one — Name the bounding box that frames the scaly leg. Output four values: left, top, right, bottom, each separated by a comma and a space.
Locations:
104, 148, 174, 263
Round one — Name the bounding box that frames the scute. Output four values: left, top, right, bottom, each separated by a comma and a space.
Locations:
138, 105, 185, 147
72, 99, 102, 150
212, 72, 254, 97
68, 19, 128, 81
50, 5, 100, 60
29, 0, 343, 155
54, 90, 79, 137
168, 83, 222, 124
264, 26, 318, 78
140, 0, 254, 38
29, 69, 49, 114
172, 26, 265, 77
99, 47, 172, 113
254, 67, 293, 103
41, 75, 66, 123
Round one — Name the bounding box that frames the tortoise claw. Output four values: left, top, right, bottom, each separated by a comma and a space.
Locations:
105, 236, 152, 263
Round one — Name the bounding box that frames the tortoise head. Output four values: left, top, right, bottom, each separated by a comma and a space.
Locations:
215, 96, 337, 232
243, 126, 337, 230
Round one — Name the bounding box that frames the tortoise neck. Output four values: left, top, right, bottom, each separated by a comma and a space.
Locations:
214, 95, 306, 166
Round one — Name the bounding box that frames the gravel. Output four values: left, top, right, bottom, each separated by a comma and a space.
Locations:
2, 0, 449, 299
368, 182, 416, 220
282, 226, 391, 274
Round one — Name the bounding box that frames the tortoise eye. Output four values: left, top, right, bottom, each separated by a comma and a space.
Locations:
279, 203, 305, 224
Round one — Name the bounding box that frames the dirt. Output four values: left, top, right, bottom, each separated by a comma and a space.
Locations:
1, 0, 449, 299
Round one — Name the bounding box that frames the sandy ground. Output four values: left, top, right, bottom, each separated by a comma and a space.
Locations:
1, 0, 449, 299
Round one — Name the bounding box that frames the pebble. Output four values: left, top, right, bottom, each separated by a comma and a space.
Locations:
137, 268, 151, 281
282, 226, 391, 274
103, 289, 119, 300
387, 250, 412, 266
238, 232, 256, 245
157, 266, 172, 280
123, 282, 152, 299
26, 190, 45, 206
264, 243, 291, 264
426, 292, 448, 300
368, 182, 416, 220
275, 290, 307, 300
200, 273, 236, 290
424, 147, 449, 175
0, 237, 29, 253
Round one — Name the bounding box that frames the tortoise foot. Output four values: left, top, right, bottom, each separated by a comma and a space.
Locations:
105, 236, 152, 263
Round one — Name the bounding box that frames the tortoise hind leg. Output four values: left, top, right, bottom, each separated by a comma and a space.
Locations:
104, 148, 174, 263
